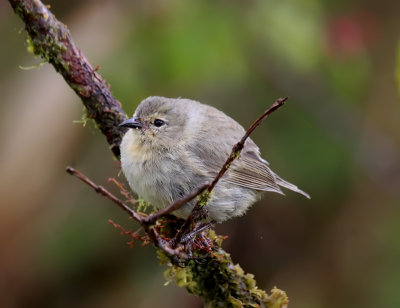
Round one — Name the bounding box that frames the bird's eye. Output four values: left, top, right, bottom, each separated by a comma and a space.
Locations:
153, 119, 165, 127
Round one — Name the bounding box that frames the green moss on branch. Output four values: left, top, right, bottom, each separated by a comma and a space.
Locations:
160, 230, 289, 308
9, 0, 127, 157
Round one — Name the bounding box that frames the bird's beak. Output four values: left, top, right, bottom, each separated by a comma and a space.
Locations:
119, 116, 143, 129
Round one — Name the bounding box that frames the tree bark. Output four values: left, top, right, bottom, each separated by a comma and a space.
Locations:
9, 0, 127, 158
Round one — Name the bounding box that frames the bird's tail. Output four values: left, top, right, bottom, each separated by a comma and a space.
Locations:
274, 174, 311, 199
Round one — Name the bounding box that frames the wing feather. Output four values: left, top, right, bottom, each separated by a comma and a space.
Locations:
185, 103, 309, 198
226, 152, 310, 198
226, 155, 282, 193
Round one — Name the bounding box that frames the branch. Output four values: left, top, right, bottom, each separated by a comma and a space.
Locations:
65, 167, 142, 222
208, 97, 287, 192
141, 182, 210, 224
173, 97, 287, 243
66, 166, 189, 259
66, 168, 288, 307
8, 0, 127, 158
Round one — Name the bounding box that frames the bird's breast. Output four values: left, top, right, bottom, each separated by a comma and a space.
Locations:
120, 131, 192, 209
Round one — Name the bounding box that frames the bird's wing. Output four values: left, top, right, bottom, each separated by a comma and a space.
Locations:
185, 105, 248, 171
226, 150, 282, 193
227, 149, 310, 198
186, 105, 309, 198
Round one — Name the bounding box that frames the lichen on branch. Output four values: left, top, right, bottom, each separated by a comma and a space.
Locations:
9, 0, 127, 157
160, 231, 289, 308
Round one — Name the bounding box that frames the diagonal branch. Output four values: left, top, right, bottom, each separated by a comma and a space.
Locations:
8, 0, 127, 158
208, 97, 287, 193
173, 97, 287, 243
66, 166, 188, 259
66, 166, 142, 222
141, 182, 210, 225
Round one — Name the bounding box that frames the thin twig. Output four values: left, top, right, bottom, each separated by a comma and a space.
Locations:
108, 177, 137, 204
141, 182, 210, 224
173, 97, 288, 244
66, 166, 189, 259
145, 225, 188, 259
207, 97, 288, 193
66, 164, 206, 225
66, 166, 143, 222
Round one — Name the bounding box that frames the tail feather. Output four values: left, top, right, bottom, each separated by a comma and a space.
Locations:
274, 174, 311, 199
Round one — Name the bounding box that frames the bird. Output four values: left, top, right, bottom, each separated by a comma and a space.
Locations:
119, 96, 309, 222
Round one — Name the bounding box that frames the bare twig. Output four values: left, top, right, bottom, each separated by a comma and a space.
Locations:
66, 166, 188, 259
141, 182, 210, 225
145, 225, 188, 259
208, 96, 288, 193
66, 166, 142, 222
108, 221, 146, 248
67, 166, 210, 227
173, 97, 288, 244
108, 177, 137, 204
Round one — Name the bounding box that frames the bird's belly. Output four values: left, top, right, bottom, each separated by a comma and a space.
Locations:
121, 155, 170, 208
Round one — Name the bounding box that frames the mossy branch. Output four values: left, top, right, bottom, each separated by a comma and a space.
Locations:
161, 243, 289, 308
8, 0, 289, 306
66, 166, 289, 307
8, 0, 127, 157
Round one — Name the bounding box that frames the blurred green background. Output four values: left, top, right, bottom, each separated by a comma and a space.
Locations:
1, 0, 399, 307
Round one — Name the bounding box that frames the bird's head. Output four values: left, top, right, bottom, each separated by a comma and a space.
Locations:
119, 96, 190, 150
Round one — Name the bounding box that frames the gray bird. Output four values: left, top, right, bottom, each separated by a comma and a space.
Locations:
120, 96, 309, 222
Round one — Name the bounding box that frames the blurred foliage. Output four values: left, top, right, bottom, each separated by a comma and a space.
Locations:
1, 0, 400, 307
